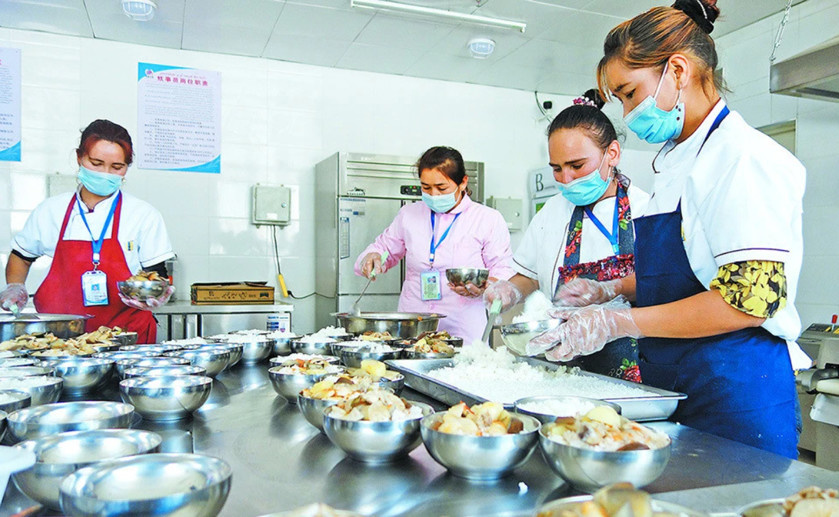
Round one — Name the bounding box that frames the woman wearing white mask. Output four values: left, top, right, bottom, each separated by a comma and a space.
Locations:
534, 0, 807, 458
0, 119, 174, 343
484, 91, 649, 381
355, 146, 515, 343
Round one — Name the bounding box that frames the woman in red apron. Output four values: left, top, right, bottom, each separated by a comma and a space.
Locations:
1, 120, 174, 344
485, 90, 649, 381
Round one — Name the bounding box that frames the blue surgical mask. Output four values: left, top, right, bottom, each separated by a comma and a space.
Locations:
624, 62, 685, 144
558, 153, 611, 206
422, 190, 460, 213
78, 165, 123, 196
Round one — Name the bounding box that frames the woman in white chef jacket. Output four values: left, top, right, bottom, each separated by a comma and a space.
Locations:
534, 0, 807, 458
0, 119, 174, 343
485, 90, 649, 381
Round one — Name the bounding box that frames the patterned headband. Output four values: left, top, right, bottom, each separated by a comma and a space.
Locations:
572, 96, 597, 108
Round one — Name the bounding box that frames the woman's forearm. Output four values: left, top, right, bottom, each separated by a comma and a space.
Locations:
5, 254, 32, 284
508, 274, 539, 299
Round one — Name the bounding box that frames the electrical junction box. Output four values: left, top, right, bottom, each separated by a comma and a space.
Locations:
487, 196, 523, 232
252, 184, 291, 226
48, 173, 79, 197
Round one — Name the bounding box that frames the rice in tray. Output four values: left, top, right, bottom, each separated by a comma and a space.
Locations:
426, 346, 649, 404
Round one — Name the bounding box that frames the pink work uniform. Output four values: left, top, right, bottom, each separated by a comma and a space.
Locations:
354, 194, 515, 344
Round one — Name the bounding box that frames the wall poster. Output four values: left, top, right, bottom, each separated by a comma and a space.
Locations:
0, 48, 21, 162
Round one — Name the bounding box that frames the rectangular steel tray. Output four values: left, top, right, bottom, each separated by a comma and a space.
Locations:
386, 357, 687, 422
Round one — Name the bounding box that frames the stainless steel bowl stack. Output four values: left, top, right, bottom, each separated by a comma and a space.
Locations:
164, 348, 230, 377
12, 429, 163, 510
420, 413, 541, 480
444, 268, 490, 289
334, 312, 445, 339
37, 357, 115, 393
538, 426, 671, 491
0, 313, 89, 341
322, 402, 433, 463
7, 401, 135, 442
119, 375, 213, 421
58, 453, 232, 517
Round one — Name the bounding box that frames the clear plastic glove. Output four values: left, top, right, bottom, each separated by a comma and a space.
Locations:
119, 285, 175, 311
360, 252, 387, 279
528, 303, 643, 361
482, 279, 523, 313
554, 278, 620, 307
0, 283, 28, 312
449, 279, 487, 299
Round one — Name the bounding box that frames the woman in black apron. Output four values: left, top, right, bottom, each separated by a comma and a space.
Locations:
534, 0, 804, 458
485, 90, 650, 382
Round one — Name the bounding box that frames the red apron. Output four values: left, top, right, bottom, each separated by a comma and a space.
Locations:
34, 194, 157, 343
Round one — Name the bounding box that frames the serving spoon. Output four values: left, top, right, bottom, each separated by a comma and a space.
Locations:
350, 251, 388, 317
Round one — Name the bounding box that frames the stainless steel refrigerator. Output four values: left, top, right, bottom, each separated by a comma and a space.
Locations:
314, 152, 484, 329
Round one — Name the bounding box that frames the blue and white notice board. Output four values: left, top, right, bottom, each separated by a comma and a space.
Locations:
136, 63, 221, 173
0, 48, 21, 162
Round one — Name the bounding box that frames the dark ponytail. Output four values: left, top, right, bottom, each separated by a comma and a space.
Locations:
547, 89, 618, 152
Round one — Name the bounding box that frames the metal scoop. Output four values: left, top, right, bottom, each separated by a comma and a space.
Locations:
480, 299, 502, 345
350, 251, 388, 317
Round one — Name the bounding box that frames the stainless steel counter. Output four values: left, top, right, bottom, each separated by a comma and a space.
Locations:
3, 365, 839, 517
153, 302, 294, 340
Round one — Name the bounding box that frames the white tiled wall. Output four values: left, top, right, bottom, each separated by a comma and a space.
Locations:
0, 28, 595, 334
716, 0, 839, 328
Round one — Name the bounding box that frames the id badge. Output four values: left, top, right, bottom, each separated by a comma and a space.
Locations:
420, 270, 442, 301
81, 270, 109, 307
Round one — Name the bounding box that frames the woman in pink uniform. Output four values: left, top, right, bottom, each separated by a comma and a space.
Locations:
355, 146, 515, 343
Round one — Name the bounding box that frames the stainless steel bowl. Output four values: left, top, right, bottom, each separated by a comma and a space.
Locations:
118, 344, 181, 354
499, 319, 561, 355
268, 367, 341, 403
116, 280, 168, 301
109, 332, 139, 347
0, 313, 89, 341
119, 375, 213, 421
322, 401, 433, 463
115, 357, 190, 379
538, 425, 671, 491
212, 336, 272, 364
204, 343, 242, 369
0, 409, 6, 442
7, 401, 134, 442
373, 374, 405, 395
0, 365, 53, 377
58, 453, 232, 517
537, 494, 704, 517
41, 358, 114, 392
290, 339, 334, 356
90, 343, 121, 353
164, 348, 230, 378
737, 498, 786, 517
335, 312, 445, 339
0, 389, 31, 413
269, 355, 339, 367
271, 335, 299, 355
445, 268, 489, 289
339, 347, 401, 368
514, 396, 622, 425
123, 365, 207, 379
0, 376, 63, 406
420, 412, 541, 480
93, 350, 159, 362
0, 357, 40, 367
328, 341, 365, 356
400, 350, 455, 360
12, 429, 163, 510
297, 394, 342, 431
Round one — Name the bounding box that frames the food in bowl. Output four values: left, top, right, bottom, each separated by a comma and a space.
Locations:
359, 331, 393, 341
543, 406, 669, 451
325, 389, 424, 422
537, 483, 689, 517
75, 326, 128, 344
432, 402, 525, 436
405, 337, 455, 355
346, 359, 401, 382
745, 487, 839, 517
1, 333, 95, 355
302, 375, 367, 401
275, 358, 342, 376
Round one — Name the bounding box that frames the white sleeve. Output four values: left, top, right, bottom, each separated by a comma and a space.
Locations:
136, 209, 175, 267
697, 150, 804, 267
11, 200, 60, 259
512, 208, 545, 280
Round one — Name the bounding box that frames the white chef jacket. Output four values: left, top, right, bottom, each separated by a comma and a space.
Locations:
645, 100, 809, 367
12, 189, 174, 275
513, 184, 650, 299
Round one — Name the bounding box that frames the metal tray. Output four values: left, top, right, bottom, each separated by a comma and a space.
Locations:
385, 357, 686, 422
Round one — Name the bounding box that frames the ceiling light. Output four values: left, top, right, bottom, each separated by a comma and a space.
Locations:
468, 38, 495, 59
351, 0, 526, 33
121, 0, 156, 22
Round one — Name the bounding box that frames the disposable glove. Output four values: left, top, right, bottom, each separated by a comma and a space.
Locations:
119, 285, 175, 311
360, 252, 387, 279
482, 279, 523, 313
0, 283, 28, 312
554, 277, 620, 307
527, 300, 642, 361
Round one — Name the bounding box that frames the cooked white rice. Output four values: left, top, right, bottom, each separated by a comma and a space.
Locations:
313, 326, 349, 337
0, 376, 61, 389
163, 337, 209, 345
267, 330, 298, 339
298, 334, 337, 344
517, 398, 597, 417
427, 346, 648, 404
0, 392, 26, 404
512, 290, 554, 324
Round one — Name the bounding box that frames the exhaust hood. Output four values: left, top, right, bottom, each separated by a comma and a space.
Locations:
770, 36, 839, 102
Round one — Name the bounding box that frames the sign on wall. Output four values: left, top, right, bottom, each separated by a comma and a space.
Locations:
0, 48, 21, 162
136, 63, 221, 173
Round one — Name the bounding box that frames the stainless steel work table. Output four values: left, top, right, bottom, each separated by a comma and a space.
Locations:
153, 302, 294, 340
3, 365, 838, 517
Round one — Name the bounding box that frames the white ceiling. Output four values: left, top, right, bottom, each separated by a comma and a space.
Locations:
0, 0, 804, 95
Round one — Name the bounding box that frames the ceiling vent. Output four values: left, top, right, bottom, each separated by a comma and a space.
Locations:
121, 0, 156, 22
770, 36, 839, 102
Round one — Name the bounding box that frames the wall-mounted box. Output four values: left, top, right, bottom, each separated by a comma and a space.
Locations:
252, 184, 291, 226
487, 196, 523, 232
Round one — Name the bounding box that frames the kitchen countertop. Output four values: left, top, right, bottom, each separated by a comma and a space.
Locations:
2, 365, 838, 517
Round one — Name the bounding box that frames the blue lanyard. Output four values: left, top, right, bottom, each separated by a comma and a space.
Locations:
583, 195, 620, 255
698, 105, 730, 153
429, 211, 460, 266
76, 192, 120, 267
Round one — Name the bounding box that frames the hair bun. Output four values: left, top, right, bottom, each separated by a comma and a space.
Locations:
575, 88, 605, 110
672, 0, 719, 34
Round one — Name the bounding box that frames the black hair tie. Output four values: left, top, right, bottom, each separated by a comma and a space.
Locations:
672, 0, 714, 34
